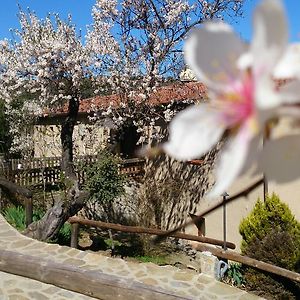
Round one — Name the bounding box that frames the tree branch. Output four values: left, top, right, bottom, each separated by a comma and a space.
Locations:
153, 177, 264, 244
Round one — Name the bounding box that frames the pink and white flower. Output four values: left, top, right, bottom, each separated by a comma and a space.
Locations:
163, 0, 300, 197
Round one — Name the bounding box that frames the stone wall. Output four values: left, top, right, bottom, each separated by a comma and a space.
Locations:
81, 148, 219, 233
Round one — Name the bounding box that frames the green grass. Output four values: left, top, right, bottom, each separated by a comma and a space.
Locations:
2, 205, 72, 245
3, 205, 26, 231
135, 255, 167, 265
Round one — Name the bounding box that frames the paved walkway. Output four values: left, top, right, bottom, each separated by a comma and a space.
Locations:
0, 214, 263, 299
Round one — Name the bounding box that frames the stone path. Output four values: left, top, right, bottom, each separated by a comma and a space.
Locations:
0, 214, 264, 299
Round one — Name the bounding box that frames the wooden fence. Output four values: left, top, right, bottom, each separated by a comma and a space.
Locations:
0, 156, 145, 187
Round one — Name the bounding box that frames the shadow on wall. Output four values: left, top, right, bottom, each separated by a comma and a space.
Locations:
81, 147, 220, 233
136, 151, 218, 231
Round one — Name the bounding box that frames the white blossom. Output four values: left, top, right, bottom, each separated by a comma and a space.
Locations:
164, 0, 300, 197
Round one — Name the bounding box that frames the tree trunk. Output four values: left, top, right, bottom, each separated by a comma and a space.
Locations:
23, 97, 89, 241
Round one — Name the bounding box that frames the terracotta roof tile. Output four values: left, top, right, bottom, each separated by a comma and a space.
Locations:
43, 81, 206, 117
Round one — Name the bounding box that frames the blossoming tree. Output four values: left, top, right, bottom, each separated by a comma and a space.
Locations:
0, 10, 103, 240
0, 0, 246, 240
88, 0, 246, 143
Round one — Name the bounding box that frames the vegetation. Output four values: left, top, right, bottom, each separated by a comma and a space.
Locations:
239, 194, 300, 299
223, 263, 245, 287
135, 255, 167, 265
2, 205, 72, 245
3, 205, 26, 231
0, 100, 11, 156
84, 150, 126, 204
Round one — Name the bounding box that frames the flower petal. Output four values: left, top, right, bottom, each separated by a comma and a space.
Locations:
184, 22, 246, 90
252, 0, 288, 76
255, 76, 282, 109
240, 134, 263, 176
163, 104, 225, 160
273, 43, 300, 79
258, 135, 300, 183
207, 125, 252, 198
277, 80, 300, 104
252, 0, 288, 109
237, 51, 253, 70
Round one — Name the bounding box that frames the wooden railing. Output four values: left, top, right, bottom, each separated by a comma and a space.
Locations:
68, 216, 236, 250
0, 156, 145, 187
67, 217, 300, 283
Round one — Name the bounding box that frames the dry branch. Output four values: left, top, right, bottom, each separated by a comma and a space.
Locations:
153, 178, 264, 243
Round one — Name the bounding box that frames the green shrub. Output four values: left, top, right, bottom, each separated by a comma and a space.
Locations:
239, 194, 300, 299
3, 205, 47, 231
84, 149, 126, 204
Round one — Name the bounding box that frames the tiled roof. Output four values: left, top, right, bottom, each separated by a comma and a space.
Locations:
42, 81, 206, 117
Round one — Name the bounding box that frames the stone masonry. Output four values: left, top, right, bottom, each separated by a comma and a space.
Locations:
0, 214, 264, 299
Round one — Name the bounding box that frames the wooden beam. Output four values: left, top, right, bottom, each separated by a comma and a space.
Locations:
0, 177, 33, 198
68, 217, 236, 250
0, 249, 188, 300
195, 243, 300, 283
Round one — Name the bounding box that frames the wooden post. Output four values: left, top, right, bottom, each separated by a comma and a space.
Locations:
222, 192, 229, 251
263, 124, 271, 202
25, 197, 33, 227
189, 213, 205, 236
70, 222, 79, 248
263, 174, 268, 202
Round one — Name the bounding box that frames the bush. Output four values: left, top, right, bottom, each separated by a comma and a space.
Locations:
84, 150, 126, 204
239, 194, 300, 299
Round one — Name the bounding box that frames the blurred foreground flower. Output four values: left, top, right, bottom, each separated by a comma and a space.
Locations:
163, 0, 300, 197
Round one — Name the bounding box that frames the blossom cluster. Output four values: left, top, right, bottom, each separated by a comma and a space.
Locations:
87, 0, 244, 143
0, 1, 252, 155
0, 10, 95, 154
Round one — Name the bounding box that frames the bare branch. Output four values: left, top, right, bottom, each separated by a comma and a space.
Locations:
153, 177, 264, 244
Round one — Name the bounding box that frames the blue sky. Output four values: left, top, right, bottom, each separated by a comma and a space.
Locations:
229, 0, 300, 42
0, 0, 299, 42
0, 0, 95, 40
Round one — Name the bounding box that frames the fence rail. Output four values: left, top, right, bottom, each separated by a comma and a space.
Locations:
0, 156, 145, 187
68, 216, 236, 250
